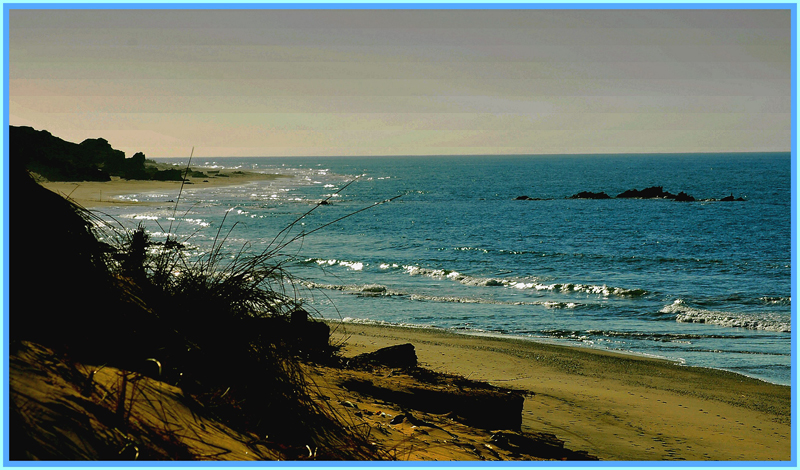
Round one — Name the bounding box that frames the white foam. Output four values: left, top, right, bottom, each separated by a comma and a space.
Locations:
339, 261, 363, 271
509, 281, 646, 297
404, 265, 513, 288
664, 299, 791, 333
303, 281, 390, 295
309, 258, 364, 271
400, 264, 647, 298
361, 284, 387, 293
542, 301, 579, 309
303, 280, 581, 307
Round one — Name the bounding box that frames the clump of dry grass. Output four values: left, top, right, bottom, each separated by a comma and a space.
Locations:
11, 167, 395, 460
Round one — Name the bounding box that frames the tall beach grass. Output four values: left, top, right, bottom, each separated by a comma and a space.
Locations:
11, 166, 398, 460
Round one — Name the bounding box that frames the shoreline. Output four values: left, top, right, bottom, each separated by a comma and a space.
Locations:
356, 322, 790, 387
39, 169, 288, 208
327, 320, 792, 461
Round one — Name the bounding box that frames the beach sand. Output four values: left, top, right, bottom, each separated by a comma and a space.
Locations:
326, 322, 791, 461
39, 169, 288, 208
11, 317, 791, 461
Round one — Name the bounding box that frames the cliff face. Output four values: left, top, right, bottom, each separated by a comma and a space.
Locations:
9, 126, 178, 182
11, 126, 114, 181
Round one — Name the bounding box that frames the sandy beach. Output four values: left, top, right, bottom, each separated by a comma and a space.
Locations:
326, 321, 791, 461
39, 169, 288, 208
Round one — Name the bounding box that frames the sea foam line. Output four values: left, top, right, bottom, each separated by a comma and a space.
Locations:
303, 258, 364, 271
302, 281, 582, 308
304, 258, 648, 298
663, 299, 791, 333
402, 265, 647, 297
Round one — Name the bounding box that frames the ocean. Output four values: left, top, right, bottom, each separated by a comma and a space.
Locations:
99, 153, 792, 385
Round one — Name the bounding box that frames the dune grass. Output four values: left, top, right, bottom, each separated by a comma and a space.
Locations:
11, 167, 397, 460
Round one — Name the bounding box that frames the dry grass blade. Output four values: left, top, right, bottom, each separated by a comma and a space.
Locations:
13, 167, 401, 460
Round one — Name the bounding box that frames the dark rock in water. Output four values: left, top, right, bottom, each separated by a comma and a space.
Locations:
515, 195, 533, 200
720, 194, 746, 202
616, 186, 698, 202
568, 191, 612, 200
617, 186, 675, 199
349, 343, 418, 369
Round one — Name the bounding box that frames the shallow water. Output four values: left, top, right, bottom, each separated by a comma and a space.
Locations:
98, 153, 792, 385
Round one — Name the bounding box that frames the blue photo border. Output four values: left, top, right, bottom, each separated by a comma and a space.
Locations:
0, 2, 796, 468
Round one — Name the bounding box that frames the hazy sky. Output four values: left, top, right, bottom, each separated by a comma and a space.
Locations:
8, 8, 792, 158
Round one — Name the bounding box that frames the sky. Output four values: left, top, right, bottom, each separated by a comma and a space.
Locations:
8, 8, 793, 158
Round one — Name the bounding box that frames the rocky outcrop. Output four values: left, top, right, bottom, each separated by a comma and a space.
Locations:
516, 186, 745, 202
720, 194, 746, 202
568, 191, 612, 200
616, 186, 677, 199
10, 125, 181, 182
514, 196, 550, 201
673, 191, 696, 202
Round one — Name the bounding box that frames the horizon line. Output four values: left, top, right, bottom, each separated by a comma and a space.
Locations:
151, 150, 793, 159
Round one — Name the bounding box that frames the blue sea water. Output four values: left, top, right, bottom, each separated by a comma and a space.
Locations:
99, 153, 792, 385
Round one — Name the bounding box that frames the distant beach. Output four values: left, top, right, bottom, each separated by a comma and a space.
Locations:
40, 169, 287, 208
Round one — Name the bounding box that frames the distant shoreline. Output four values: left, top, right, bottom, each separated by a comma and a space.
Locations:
40, 169, 289, 208
151, 150, 791, 160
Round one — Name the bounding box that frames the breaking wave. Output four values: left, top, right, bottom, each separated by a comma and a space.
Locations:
759, 296, 791, 306
303, 258, 364, 271
663, 299, 791, 333
402, 265, 647, 297
302, 282, 393, 296
301, 258, 648, 298
303, 281, 582, 308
